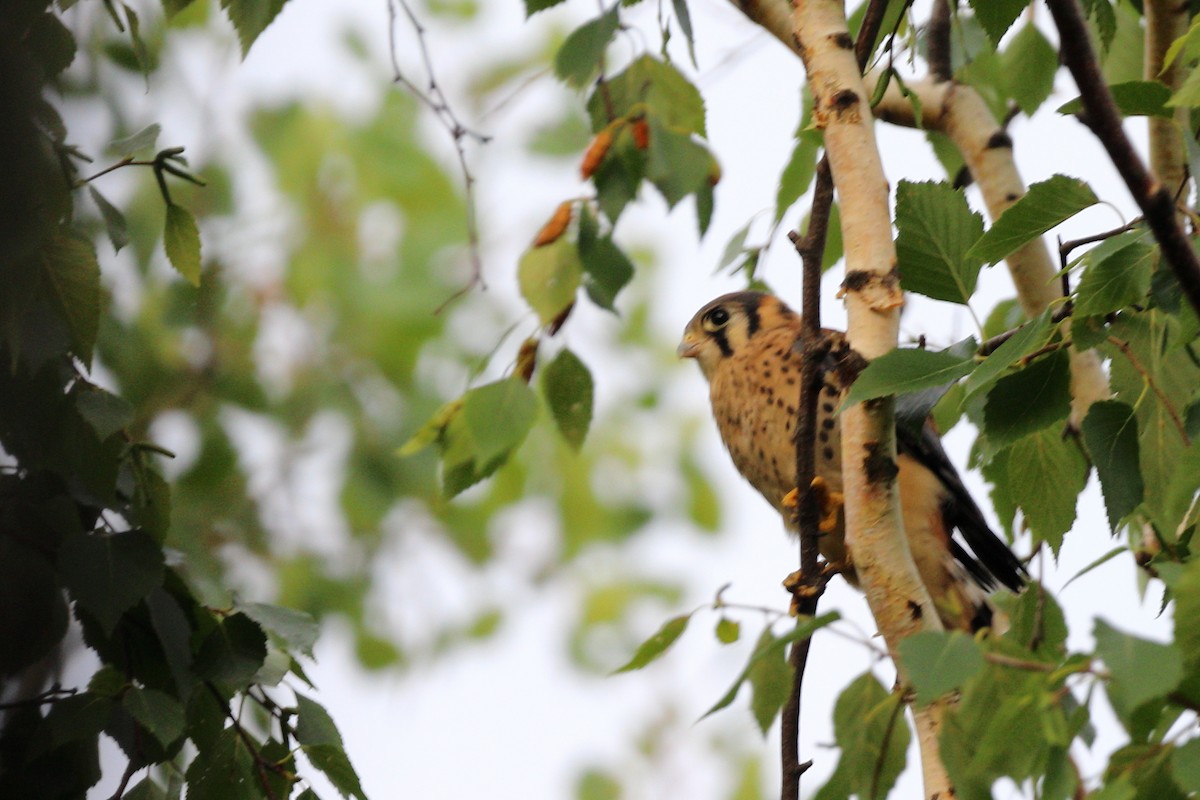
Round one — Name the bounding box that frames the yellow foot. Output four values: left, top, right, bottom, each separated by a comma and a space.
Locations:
782, 487, 799, 509
782, 562, 843, 616
810, 476, 844, 533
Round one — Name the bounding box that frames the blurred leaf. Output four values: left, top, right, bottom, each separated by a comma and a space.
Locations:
1172, 739, 1200, 792
74, 384, 134, 440
577, 769, 622, 800
1002, 24, 1057, 115
774, 128, 821, 224
219, 0, 290, 56
586, 55, 706, 137
164, 204, 201, 286
185, 727, 256, 800
462, 378, 538, 465
1173, 559, 1200, 673
27, 12, 76, 78
1095, 619, 1182, 728
554, 7, 618, 88
645, 115, 711, 208
111, 124, 162, 155
815, 672, 909, 800
88, 187, 130, 254
702, 613, 838, 720
302, 744, 367, 800
899, 631, 985, 706
518, 238, 581, 325
895, 180, 985, 304
59, 529, 164, 635
967, 175, 1098, 266
577, 208, 634, 310
123, 688, 185, 748
296, 694, 344, 747
716, 617, 740, 644
541, 349, 593, 450
613, 613, 691, 673
1082, 401, 1143, 530
983, 349, 1071, 450
37, 230, 101, 365
525, 0, 567, 15
968, 0, 1026, 44
1060, 81, 1173, 118
240, 601, 319, 659
842, 346, 976, 411
193, 613, 267, 687
747, 627, 792, 734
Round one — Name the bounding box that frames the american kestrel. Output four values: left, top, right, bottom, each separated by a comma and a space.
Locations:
678, 291, 1024, 631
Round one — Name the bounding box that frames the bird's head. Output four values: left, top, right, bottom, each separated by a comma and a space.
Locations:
677, 291, 798, 379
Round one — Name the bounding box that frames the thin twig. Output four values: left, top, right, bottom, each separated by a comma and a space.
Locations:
1046, 0, 1200, 318
106, 760, 140, 800
1107, 335, 1192, 445
780, 5, 897, 798
386, 0, 491, 310
1058, 217, 1145, 267
0, 685, 77, 710
870, 693, 907, 798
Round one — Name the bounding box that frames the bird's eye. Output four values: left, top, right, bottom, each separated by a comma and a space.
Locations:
702, 306, 730, 331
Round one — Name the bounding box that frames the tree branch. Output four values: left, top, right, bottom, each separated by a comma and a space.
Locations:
792, 2, 953, 799
1143, 0, 1189, 202
1047, 0, 1200, 319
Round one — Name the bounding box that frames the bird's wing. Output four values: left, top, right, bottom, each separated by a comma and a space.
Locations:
896, 421, 1026, 592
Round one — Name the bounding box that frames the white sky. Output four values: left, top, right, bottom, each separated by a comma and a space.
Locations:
75, 1, 1175, 797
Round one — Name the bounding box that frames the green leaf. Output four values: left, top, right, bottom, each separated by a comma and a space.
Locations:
967, 175, 1099, 266
899, 631, 985, 706
984, 427, 1088, 554
1002, 23, 1059, 115
462, 378, 538, 465
577, 217, 634, 310
110, 123, 161, 155
968, 0, 1027, 44
240, 601, 319, 658
613, 613, 691, 673
773, 129, 821, 223
645, 115, 712, 208
88, 187, 130, 254
303, 744, 367, 800
74, 385, 134, 440
27, 12, 77, 78
965, 309, 1053, 399
841, 346, 976, 411
983, 348, 1071, 450
58, 529, 164, 635
671, 0, 697, 68
747, 627, 792, 734
554, 7, 619, 88
1174, 559, 1200, 673
1059, 80, 1174, 118
123, 688, 185, 748
38, 230, 101, 365
815, 672, 910, 800
1082, 401, 1143, 530
186, 727, 257, 800
518, 238, 582, 325
164, 203, 202, 285
894, 180, 985, 304
702, 613, 839, 720
1172, 739, 1200, 792
1094, 619, 1182, 727
716, 617, 740, 644
1075, 241, 1156, 317
193, 612, 268, 686
586, 55, 706, 137
219, 0, 290, 56
123, 4, 151, 78
541, 349, 593, 450
295, 693, 344, 747
525, 0, 567, 14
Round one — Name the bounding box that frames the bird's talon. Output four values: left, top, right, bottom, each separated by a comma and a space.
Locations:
810, 476, 844, 533
781, 488, 799, 509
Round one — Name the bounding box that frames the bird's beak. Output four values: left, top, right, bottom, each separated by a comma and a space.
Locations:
677, 332, 701, 359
